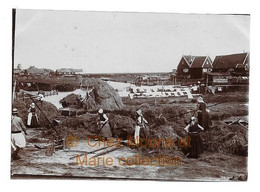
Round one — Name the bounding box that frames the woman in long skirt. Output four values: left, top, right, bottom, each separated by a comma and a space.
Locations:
184, 116, 204, 158
197, 96, 211, 130
97, 109, 112, 140
27, 103, 39, 128
134, 109, 148, 145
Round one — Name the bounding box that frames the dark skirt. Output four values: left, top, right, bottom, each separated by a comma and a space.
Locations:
99, 123, 112, 139
198, 111, 211, 130
187, 133, 203, 158
27, 113, 39, 128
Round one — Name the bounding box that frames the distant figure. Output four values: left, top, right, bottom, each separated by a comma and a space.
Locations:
37, 93, 44, 107
97, 109, 112, 140
76, 94, 83, 107
27, 103, 39, 128
197, 96, 211, 130
11, 108, 27, 160
134, 109, 148, 145
184, 116, 204, 158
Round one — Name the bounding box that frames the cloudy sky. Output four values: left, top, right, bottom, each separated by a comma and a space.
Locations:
14, 9, 250, 73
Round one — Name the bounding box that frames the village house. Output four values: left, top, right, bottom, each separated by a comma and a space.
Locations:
205, 52, 250, 86
212, 52, 249, 76
176, 55, 213, 79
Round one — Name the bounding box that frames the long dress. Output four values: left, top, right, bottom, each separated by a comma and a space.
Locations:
27, 107, 39, 127
197, 102, 211, 130
187, 123, 203, 158
98, 113, 112, 139
134, 116, 148, 144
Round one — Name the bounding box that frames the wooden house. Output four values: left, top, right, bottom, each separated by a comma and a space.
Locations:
212, 52, 249, 76
176, 55, 212, 79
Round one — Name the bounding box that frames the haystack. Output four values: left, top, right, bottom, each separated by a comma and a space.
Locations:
60, 78, 124, 111
59, 93, 81, 108
108, 113, 136, 139
201, 121, 248, 156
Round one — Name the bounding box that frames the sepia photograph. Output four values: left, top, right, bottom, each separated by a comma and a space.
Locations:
11, 9, 249, 181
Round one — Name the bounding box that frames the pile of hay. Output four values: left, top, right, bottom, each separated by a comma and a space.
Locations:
59, 93, 82, 108
108, 113, 136, 139
201, 121, 248, 156
60, 113, 98, 132
12, 99, 60, 127
60, 78, 124, 111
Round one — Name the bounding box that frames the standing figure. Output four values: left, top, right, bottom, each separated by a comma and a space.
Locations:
197, 96, 211, 130
27, 103, 39, 128
184, 116, 204, 158
97, 109, 112, 140
37, 93, 44, 107
134, 109, 148, 145
11, 108, 27, 160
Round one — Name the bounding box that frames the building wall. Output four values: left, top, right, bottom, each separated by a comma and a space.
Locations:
190, 68, 203, 79
177, 57, 190, 77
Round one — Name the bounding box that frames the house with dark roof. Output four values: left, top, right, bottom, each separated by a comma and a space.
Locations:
212, 52, 249, 75
176, 55, 212, 79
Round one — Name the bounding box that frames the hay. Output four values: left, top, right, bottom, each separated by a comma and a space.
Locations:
59, 93, 81, 108
108, 114, 136, 139
12, 98, 60, 127
201, 121, 248, 156
82, 78, 124, 111
60, 78, 124, 111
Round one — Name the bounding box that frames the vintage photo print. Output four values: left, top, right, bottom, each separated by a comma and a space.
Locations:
11, 9, 249, 181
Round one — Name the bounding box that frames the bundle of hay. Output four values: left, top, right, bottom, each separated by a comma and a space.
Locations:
60, 113, 98, 133
59, 93, 81, 108
108, 114, 136, 139
201, 121, 248, 156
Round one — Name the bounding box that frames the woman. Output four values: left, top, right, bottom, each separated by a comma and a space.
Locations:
11, 108, 27, 160
197, 96, 211, 130
27, 103, 39, 128
134, 109, 148, 145
97, 109, 112, 140
184, 116, 204, 158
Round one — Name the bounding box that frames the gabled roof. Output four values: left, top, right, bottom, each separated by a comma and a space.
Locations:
212, 53, 249, 69
183, 55, 196, 67
178, 55, 212, 70
190, 56, 207, 68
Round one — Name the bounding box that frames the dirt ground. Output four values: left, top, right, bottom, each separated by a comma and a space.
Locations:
11, 127, 247, 181
11, 91, 248, 181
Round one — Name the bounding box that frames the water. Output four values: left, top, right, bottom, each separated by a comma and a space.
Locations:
42, 81, 188, 108
42, 89, 87, 109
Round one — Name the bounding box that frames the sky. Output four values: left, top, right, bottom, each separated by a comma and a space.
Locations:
14, 9, 250, 73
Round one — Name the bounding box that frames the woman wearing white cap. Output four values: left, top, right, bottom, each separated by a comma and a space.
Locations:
134, 109, 148, 145
97, 109, 112, 140
184, 116, 204, 158
27, 103, 39, 128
